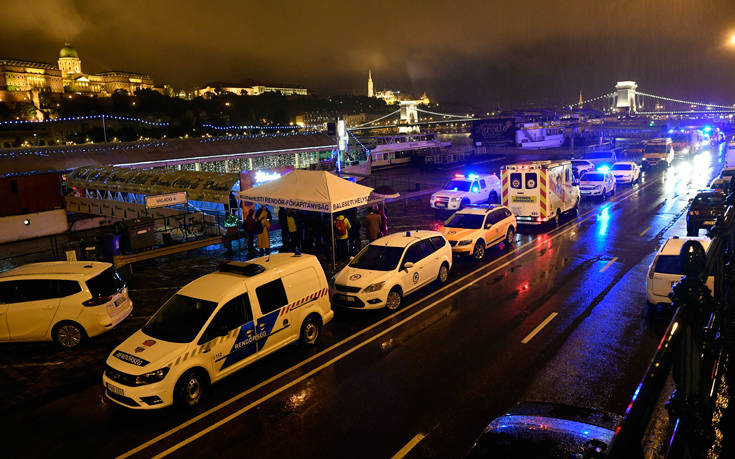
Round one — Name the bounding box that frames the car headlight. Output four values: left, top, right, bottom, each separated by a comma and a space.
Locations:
594, 185, 602, 189
451, 197, 461, 202
362, 281, 385, 293
135, 367, 170, 386
457, 239, 473, 246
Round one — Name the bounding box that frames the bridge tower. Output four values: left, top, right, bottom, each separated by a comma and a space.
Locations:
615, 81, 638, 114
399, 101, 419, 133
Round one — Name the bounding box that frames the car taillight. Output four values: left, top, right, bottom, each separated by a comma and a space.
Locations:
83, 295, 113, 306
690, 210, 700, 216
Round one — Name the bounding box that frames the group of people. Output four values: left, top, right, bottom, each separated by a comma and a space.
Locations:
236, 204, 390, 260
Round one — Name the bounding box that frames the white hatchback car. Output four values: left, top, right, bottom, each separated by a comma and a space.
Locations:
578, 171, 616, 199
103, 254, 334, 409
0, 261, 132, 348
610, 161, 641, 184
646, 236, 714, 306
331, 230, 452, 310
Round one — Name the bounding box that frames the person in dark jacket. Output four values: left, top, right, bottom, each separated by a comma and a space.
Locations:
348, 208, 362, 254
243, 208, 256, 254
278, 207, 289, 250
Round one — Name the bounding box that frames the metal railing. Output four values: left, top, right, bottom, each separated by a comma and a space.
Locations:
608, 201, 735, 458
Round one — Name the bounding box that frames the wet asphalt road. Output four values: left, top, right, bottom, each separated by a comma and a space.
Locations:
4, 149, 727, 458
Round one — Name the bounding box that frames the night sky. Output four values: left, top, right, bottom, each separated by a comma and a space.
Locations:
1, 0, 735, 108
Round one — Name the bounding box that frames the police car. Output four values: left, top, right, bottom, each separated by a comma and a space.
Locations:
430, 173, 501, 211
102, 254, 333, 409
578, 170, 616, 199
610, 161, 641, 184
331, 230, 452, 310
440, 205, 516, 260
646, 236, 714, 307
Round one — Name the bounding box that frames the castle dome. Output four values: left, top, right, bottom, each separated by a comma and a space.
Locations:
59, 43, 78, 59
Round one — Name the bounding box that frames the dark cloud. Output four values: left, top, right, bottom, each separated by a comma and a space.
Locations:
1, 0, 734, 107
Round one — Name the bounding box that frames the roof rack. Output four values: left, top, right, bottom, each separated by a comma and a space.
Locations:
217, 262, 266, 276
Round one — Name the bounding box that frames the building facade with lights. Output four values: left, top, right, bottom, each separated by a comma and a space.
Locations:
0, 43, 154, 105
195, 82, 308, 98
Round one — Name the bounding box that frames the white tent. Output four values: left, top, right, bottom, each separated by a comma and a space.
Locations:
238, 170, 374, 269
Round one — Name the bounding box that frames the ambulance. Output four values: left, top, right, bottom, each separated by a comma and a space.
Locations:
102, 254, 333, 409
501, 160, 580, 226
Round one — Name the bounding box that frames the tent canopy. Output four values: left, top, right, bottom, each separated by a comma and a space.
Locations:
238, 170, 374, 213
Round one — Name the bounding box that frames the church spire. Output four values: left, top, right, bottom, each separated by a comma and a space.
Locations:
368, 69, 374, 98
578, 90, 583, 108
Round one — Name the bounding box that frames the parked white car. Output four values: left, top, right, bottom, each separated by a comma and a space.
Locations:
0, 262, 132, 348
331, 230, 452, 310
103, 255, 333, 409
578, 171, 616, 199
610, 161, 641, 184
430, 173, 501, 211
571, 159, 596, 178
646, 236, 714, 306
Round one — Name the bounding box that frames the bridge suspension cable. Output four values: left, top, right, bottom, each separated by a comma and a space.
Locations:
350, 109, 401, 129
633, 91, 735, 110
568, 92, 615, 109
414, 108, 475, 120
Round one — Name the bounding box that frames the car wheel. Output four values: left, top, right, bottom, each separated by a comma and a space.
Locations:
552, 211, 560, 227
472, 241, 485, 260
175, 369, 206, 408
386, 288, 402, 310
460, 198, 470, 209
52, 322, 86, 349
505, 227, 515, 247
436, 262, 449, 284
300, 315, 321, 345
489, 191, 499, 204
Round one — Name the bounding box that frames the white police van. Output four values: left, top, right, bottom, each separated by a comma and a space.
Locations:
103, 254, 333, 409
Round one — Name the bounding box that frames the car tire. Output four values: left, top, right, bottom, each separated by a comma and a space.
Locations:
460, 198, 470, 209
505, 227, 515, 247
175, 369, 207, 408
386, 288, 402, 310
552, 211, 561, 227
436, 262, 449, 284
489, 191, 499, 204
300, 315, 321, 345
52, 321, 86, 349
472, 240, 485, 260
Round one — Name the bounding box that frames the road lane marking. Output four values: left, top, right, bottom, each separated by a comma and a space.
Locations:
391, 433, 426, 459
120, 175, 662, 459
599, 257, 618, 273
521, 312, 558, 344
639, 226, 651, 236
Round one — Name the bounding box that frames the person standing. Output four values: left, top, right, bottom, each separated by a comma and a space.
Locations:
378, 204, 389, 237
256, 206, 271, 256
287, 210, 300, 252
334, 213, 351, 260
363, 207, 381, 242
243, 208, 256, 254
278, 207, 289, 250
348, 208, 362, 254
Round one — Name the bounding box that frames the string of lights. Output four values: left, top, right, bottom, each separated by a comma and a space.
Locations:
0, 114, 169, 127
633, 91, 735, 110
636, 110, 735, 115
348, 130, 370, 153
200, 123, 322, 131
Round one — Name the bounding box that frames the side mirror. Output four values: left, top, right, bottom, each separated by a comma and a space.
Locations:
485, 223, 492, 229
402, 262, 414, 270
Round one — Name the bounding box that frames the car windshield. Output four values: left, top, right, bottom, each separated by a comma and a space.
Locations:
349, 245, 405, 271
611, 164, 633, 170
644, 144, 667, 153
445, 213, 485, 229
86, 267, 125, 298
443, 180, 471, 192
581, 172, 604, 182
693, 194, 725, 206
142, 294, 217, 343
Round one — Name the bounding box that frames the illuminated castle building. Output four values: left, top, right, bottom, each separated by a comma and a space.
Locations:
367, 70, 430, 106
0, 43, 154, 104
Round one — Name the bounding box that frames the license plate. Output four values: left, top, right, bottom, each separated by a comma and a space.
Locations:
107, 383, 124, 396
435, 202, 446, 208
